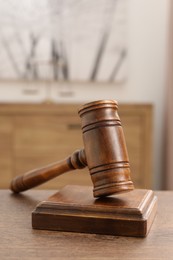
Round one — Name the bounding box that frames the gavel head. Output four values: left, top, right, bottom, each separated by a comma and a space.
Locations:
78, 100, 134, 197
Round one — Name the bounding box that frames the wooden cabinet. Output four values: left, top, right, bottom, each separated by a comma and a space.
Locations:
0, 103, 153, 190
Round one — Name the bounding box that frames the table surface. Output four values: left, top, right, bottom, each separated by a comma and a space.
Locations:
1, 189, 173, 260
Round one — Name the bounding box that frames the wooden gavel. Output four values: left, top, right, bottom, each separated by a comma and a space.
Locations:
10, 100, 134, 197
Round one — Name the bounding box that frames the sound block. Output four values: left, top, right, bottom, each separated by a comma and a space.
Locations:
32, 185, 157, 237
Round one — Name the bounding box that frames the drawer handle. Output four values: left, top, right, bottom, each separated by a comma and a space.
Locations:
68, 124, 81, 130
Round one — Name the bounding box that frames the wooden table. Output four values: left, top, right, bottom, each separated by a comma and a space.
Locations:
1, 189, 173, 260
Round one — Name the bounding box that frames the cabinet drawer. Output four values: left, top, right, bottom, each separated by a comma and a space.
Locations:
0, 103, 152, 190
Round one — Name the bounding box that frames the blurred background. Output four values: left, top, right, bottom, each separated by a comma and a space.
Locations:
0, 0, 172, 191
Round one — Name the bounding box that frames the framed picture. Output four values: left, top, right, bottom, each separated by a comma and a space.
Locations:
0, 0, 128, 84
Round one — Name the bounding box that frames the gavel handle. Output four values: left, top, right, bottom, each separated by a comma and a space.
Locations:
10, 149, 86, 193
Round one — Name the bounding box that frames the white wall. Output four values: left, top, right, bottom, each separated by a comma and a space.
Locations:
0, 0, 170, 189
126, 0, 170, 189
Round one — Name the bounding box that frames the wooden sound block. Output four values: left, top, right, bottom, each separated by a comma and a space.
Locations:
32, 185, 157, 237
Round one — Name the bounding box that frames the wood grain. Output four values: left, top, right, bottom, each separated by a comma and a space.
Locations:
0, 116, 13, 187
0, 190, 173, 260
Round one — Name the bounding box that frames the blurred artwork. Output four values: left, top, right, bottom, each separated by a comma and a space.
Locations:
0, 0, 128, 83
